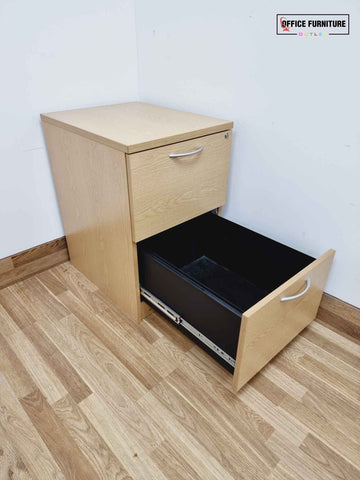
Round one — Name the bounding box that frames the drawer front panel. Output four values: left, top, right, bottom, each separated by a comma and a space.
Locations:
232, 249, 335, 391
127, 131, 231, 242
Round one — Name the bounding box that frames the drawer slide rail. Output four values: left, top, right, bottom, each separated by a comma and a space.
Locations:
140, 287, 236, 368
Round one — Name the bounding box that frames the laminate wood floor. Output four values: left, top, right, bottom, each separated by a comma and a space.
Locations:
0, 262, 359, 479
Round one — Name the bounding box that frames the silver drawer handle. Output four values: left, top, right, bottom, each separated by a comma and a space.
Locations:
169, 146, 204, 158
281, 278, 311, 302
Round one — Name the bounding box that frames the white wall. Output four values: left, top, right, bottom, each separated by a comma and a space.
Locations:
0, 0, 138, 258
134, 0, 360, 307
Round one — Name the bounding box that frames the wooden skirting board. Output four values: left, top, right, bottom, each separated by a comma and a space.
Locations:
317, 293, 360, 343
0, 237, 69, 289
0, 237, 358, 342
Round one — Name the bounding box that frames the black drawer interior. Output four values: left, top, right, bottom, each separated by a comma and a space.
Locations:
138, 213, 315, 369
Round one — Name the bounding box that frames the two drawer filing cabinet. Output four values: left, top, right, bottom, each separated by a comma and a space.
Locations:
41, 102, 334, 391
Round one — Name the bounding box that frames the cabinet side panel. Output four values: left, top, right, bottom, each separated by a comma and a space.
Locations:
42, 122, 140, 322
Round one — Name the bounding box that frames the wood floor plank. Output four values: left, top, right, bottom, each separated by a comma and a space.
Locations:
166, 368, 279, 473
311, 320, 360, 356
136, 313, 162, 344
272, 346, 360, 426
249, 373, 288, 406
20, 388, 98, 479
182, 348, 275, 440
52, 395, 131, 480
88, 287, 159, 352
301, 390, 360, 446
150, 441, 203, 480
35, 312, 147, 402
51, 263, 100, 311
58, 290, 161, 389
294, 334, 360, 386
188, 345, 236, 389
138, 390, 235, 480
142, 336, 186, 378
300, 323, 360, 370
280, 394, 360, 468
0, 424, 34, 480
22, 323, 92, 404
268, 463, 298, 480
53, 262, 98, 290
238, 384, 308, 446
11, 277, 69, 323
98, 301, 155, 353
0, 373, 65, 480
260, 363, 307, 401
0, 303, 20, 337
299, 433, 360, 480
266, 432, 341, 480
148, 379, 269, 480
37, 269, 68, 296
181, 349, 277, 441
299, 354, 360, 402
0, 287, 36, 329
36, 314, 163, 453
52, 266, 154, 353
0, 333, 35, 398
80, 393, 167, 480
7, 330, 67, 405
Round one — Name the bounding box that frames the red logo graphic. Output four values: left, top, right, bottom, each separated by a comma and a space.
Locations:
280, 17, 290, 32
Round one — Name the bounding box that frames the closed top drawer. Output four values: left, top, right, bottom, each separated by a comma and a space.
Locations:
126, 131, 232, 242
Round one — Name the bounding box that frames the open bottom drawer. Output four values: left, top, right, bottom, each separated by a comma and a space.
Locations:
137, 213, 334, 391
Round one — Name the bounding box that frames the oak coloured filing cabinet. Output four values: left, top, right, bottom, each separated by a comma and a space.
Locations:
41, 102, 334, 391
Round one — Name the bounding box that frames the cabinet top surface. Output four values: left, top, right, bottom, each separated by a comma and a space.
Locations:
41, 102, 233, 154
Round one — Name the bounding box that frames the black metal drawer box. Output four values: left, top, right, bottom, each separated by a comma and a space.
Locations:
137, 213, 334, 391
